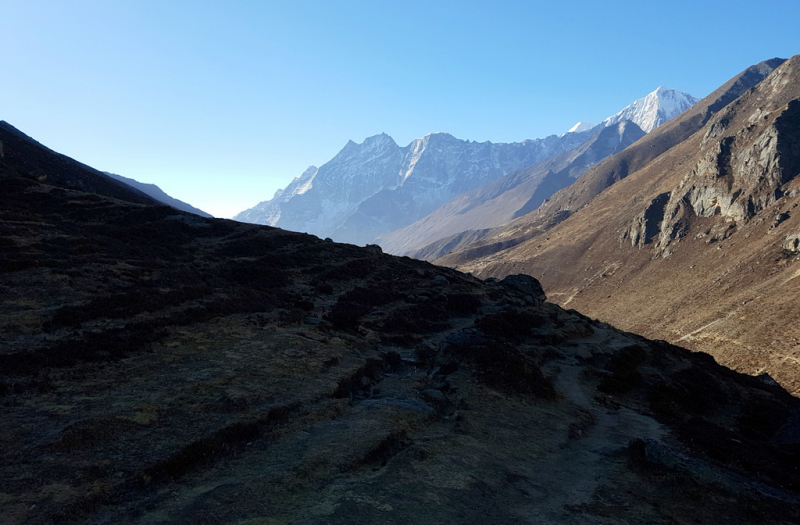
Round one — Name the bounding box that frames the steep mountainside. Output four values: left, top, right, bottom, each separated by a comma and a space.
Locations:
442, 56, 800, 396
0, 122, 156, 207
3, 122, 800, 524
104, 172, 212, 217
234, 131, 592, 245
435, 58, 786, 263
380, 121, 645, 258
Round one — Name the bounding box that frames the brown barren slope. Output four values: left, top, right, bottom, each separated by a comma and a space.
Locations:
446, 56, 800, 396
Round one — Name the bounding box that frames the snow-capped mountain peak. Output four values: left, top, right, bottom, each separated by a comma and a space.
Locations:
601, 87, 699, 133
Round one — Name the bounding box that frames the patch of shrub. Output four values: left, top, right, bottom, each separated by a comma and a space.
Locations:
214, 231, 313, 258
474, 309, 545, 341
318, 258, 376, 281
327, 286, 405, 331
343, 431, 411, 472
645, 364, 729, 417
737, 395, 790, 441
332, 353, 403, 400
47, 285, 213, 329
328, 301, 370, 331
0, 324, 164, 376
646, 382, 693, 418
449, 341, 557, 400
314, 282, 334, 294
142, 403, 298, 482
228, 259, 289, 290
0, 258, 39, 273
377, 302, 449, 334
445, 293, 482, 315
597, 345, 646, 394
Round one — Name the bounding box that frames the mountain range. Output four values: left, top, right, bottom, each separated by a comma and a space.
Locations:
2, 112, 800, 523
379, 120, 646, 257
234, 87, 698, 247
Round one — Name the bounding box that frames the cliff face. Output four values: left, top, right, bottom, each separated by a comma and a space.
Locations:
650, 95, 800, 257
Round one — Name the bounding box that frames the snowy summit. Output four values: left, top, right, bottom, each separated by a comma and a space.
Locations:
601, 87, 699, 133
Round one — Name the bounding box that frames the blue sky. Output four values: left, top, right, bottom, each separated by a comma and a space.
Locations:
2, 0, 799, 218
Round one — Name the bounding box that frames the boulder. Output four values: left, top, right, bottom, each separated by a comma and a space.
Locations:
499, 274, 547, 302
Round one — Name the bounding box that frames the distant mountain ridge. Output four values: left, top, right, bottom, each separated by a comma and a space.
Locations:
104, 172, 212, 217
379, 120, 645, 258
431, 70, 778, 265
234, 130, 594, 245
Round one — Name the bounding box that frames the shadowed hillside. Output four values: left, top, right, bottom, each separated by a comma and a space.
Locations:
2, 121, 800, 524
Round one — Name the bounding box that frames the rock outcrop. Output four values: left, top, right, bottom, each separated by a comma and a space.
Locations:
649, 87, 800, 257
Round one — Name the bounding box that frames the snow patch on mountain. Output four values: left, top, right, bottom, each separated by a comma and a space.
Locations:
567, 122, 594, 133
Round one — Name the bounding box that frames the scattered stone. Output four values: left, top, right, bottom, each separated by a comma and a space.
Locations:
773, 212, 790, 228
357, 398, 436, 414
783, 233, 800, 253
421, 389, 446, 402
771, 410, 800, 445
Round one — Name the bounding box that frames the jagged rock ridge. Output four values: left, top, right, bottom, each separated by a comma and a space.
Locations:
234, 131, 593, 245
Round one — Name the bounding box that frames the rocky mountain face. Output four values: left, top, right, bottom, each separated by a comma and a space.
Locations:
379, 121, 646, 258
104, 172, 212, 217
3, 120, 800, 524
434, 58, 786, 265
234, 131, 593, 246
602, 87, 700, 133
439, 56, 800, 397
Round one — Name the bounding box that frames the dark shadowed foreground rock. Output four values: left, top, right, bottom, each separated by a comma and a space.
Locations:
499, 273, 547, 303
1, 121, 800, 524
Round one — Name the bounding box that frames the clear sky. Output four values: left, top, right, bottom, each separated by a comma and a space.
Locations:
2, 0, 799, 218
